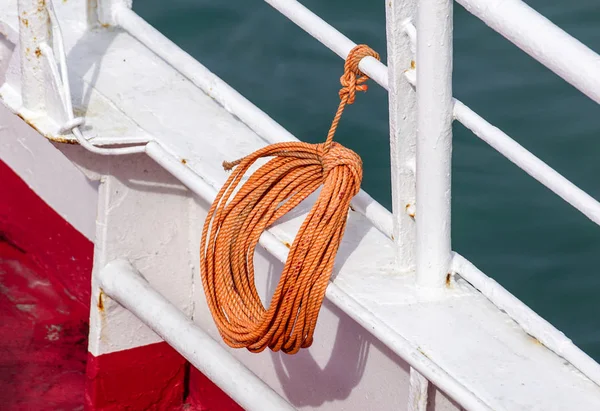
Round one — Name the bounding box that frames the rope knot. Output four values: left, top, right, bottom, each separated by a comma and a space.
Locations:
319, 142, 363, 196
339, 44, 380, 105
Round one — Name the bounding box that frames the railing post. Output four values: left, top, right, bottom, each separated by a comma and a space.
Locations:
97, 0, 132, 26
415, 0, 453, 288
386, 0, 417, 272
17, 0, 51, 113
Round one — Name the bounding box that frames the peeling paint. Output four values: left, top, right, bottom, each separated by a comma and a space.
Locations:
16, 303, 36, 312
46, 324, 62, 341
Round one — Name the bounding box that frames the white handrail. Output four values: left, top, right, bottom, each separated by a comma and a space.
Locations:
144, 141, 491, 411
12, 0, 600, 403
114, 6, 394, 239
99, 260, 296, 411
454, 101, 600, 226
452, 253, 600, 388
263, 0, 388, 89
456, 0, 600, 105
401, 24, 600, 227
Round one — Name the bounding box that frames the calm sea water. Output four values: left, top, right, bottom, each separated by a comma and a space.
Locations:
135, 0, 600, 360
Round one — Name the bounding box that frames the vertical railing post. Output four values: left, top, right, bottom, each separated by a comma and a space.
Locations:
96, 0, 132, 26
386, 0, 417, 273
388, 1, 432, 407
415, 0, 454, 287
17, 0, 51, 113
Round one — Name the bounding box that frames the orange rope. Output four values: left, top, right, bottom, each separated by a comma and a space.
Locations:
200, 45, 380, 354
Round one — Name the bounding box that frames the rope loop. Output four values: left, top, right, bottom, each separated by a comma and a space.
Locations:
200, 44, 378, 354
339, 44, 380, 105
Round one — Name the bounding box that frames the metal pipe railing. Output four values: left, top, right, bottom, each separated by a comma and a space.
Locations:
262, 0, 388, 89
99, 259, 296, 411
402, 23, 600, 228
414, 0, 454, 288
456, 0, 600, 105
114, 6, 394, 239
144, 141, 490, 411
386, 0, 418, 273
451, 253, 600, 388
13, 0, 600, 403
454, 100, 600, 226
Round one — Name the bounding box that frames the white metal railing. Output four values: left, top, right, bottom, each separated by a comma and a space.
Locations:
456, 0, 600, 105
99, 260, 295, 411
115, 0, 600, 400
9, 0, 600, 408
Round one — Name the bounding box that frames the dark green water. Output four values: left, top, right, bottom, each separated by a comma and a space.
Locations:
135, 0, 600, 360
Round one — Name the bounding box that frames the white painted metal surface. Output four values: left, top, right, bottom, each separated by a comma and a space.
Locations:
408, 368, 429, 411
16, 0, 49, 113
2, 0, 600, 409
452, 252, 600, 388
456, 0, 600, 105
386, 0, 417, 272
147, 141, 487, 410
87, 152, 196, 356
386, 1, 430, 403
113, 5, 394, 240
99, 260, 296, 411
0, 105, 99, 240
97, 0, 131, 26
401, 26, 600, 228
415, 0, 453, 288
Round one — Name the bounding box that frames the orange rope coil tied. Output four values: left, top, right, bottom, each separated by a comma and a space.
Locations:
200, 45, 380, 354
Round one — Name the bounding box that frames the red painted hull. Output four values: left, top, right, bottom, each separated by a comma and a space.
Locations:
0, 160, 242, 410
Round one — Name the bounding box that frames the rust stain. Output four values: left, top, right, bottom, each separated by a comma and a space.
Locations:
181, 158, 187, 165
283, 241, 291, 249
21, 18, 29, 27
349, 205, 355, 211
101, 23, 110, 28
37, 0, 46, 12
16, 112, 79, 144
529, 335, 542, 345
391, 234, 395, 241
405, 203, 415, 219
97, 290, 105, 311
410, 60, 416, 69
34, 47, 41, 58
446, 273, 452, 287
417, 347, 430, 359
25, 47, 30, 55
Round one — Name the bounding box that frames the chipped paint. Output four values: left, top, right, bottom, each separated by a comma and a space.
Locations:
46, 324, 62, 341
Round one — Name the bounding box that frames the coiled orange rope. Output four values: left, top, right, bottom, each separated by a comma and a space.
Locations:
200, 45, 380, 354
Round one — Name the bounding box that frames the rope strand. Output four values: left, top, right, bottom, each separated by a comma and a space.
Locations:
200, 45, 380, 354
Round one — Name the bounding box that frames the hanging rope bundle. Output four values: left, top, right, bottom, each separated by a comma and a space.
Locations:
200, 45, 380, 354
